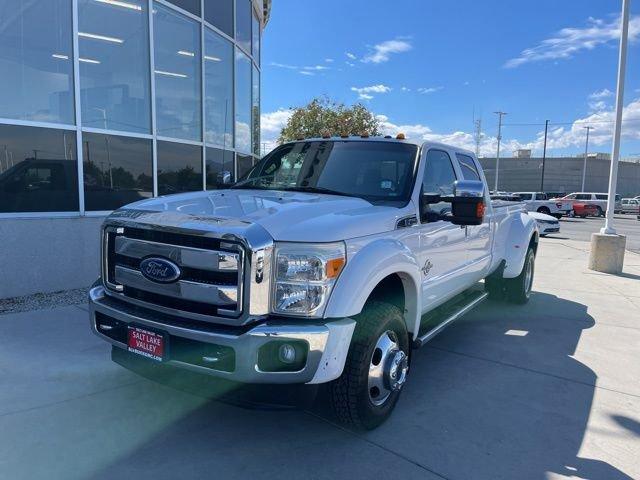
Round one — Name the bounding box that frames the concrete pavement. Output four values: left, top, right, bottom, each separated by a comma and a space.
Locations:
1, 240, 639, 480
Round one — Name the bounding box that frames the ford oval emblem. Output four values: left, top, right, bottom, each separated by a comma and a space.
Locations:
140, 257, 181, 284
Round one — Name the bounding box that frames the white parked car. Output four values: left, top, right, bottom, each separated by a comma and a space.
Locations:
527, 211, 560, 236
89, 137, 537, 429
513, 192, 569, 218
558, 192, 622, 217
620, 198, 640, 214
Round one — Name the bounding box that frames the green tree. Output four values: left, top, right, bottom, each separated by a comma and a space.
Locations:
278, 97, 381, 144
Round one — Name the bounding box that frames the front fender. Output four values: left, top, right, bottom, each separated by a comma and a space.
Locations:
503, 212, 538, 278
324, 238, 422, 339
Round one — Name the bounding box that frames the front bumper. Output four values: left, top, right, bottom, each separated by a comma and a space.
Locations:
89, 286, 355, 385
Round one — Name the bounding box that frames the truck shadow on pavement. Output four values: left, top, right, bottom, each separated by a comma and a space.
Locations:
88, 292, 633, 480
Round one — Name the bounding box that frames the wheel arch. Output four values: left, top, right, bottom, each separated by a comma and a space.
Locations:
324, 239, 422, 339
503, 212, 538, 278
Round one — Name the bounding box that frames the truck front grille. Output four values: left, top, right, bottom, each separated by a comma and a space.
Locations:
103, 226, 244, 322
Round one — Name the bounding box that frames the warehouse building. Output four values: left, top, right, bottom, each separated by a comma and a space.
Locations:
0, 0, 271, 298
479, 156, 640, 197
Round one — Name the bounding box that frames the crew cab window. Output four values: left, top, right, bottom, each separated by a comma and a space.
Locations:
422, 149, 457, 215
455, 153, 480, 181
595, 194, 608, 200
536, 192, 548, 200
518, 193, 533, 200
575, 194, 591, 200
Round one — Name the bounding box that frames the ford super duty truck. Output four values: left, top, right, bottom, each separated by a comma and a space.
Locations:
89, 136, 537, 429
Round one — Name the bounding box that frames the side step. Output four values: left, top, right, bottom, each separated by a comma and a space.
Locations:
413, 289, 488, 349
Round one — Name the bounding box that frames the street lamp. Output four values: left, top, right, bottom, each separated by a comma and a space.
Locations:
581, 126, 592, 192
493, 111, 507, 192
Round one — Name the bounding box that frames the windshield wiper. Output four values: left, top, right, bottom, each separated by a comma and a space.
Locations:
283, 186, 359, 198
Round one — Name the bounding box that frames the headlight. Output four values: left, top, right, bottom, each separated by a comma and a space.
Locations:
272, 242, 346, 316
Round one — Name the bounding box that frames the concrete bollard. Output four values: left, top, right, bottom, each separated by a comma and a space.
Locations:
588, 233, 626, 274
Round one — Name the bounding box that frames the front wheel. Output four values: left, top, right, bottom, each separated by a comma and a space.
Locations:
505, 247, 535, 304
537, 207, 551, 215
328, 301, 409, 430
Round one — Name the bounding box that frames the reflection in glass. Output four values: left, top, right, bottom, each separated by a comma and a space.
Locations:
204, 0, 233, 37
235, 0, 251, 53
252, 7, 260, 63
206, 147, 234, 189
252, 66, 260, 156
157, 141, 202, 195
237, 154, 253, 179
205, 30, 233, 148
0, 125, 78, 212
235, 50, 252, 154
154, 4, 202, 140
78, 0, 151, 134
83, 132, 152, 211
0, 0, 74, 124
166, 0, 200, 16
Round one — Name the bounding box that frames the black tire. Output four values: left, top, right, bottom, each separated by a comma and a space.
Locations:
596, 206, 604, 217
537, 207, 551, 215
505, 247, 535, 304
328, 301, 409, 430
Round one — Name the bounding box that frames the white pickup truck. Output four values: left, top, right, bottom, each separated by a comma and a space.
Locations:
512, 192, 571, 218
89, 137, 537, 429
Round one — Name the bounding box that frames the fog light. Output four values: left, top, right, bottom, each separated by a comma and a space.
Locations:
279, 343, 297, 364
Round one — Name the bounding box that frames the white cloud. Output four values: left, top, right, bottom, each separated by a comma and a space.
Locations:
345, 52, 357, 60
362, 39, 412, 64
346, 62, 356, 67
590, 88, 614, 99
299, 71, 314, 76
376, 97, 640, 156
401, 86, 411, 92
325, 58, 334, 63
417, 86, 443, 94
260, 109, 293, 152
270, 62, 330, 75
505, 15, 640, 68
351, 84, 391, 100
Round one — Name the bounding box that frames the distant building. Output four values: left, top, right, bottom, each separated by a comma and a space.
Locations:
513, 149, 531, 158
479, 156, 640, 197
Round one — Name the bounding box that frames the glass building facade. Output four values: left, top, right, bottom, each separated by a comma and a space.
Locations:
0, 0, 264, 215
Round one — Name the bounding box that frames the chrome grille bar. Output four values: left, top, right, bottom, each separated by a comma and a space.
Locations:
114, 266, 238, 305
114, 237, 238, 272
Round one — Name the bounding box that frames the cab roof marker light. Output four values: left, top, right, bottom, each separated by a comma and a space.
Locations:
396, 133, 406, 140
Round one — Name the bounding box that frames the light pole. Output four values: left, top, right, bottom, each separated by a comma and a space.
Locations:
589, 0, 630, 275
601, 0, 629, 235
493, 111, 507, 192
540, 120, 549, 192
581, 126, 592, 191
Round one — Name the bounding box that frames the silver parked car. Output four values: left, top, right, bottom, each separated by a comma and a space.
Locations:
620, 198, 640, 214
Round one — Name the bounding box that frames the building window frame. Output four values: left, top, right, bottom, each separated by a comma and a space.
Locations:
0, 0, 263, 218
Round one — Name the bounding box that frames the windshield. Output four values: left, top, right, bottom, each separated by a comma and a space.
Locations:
233, 141, 418, 204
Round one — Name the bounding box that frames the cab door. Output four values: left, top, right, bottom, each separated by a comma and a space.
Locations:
455, 153, 492, 282
416, 148, 468, 313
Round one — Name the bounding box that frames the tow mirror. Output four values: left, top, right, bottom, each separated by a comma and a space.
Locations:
448, 180, 485, 226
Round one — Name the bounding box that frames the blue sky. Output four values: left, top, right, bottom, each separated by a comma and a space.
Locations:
260, 0, 640, 158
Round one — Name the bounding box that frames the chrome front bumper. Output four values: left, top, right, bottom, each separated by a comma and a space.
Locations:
89, 286, 355, 385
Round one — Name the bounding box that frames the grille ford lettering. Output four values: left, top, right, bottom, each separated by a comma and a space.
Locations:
140, 257, 181, 283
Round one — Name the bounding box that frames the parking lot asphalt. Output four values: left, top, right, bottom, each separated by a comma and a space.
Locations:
556, 214, 640, 254
1, 240, 639, 480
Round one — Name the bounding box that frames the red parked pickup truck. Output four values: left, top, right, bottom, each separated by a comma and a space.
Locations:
573, 203, 599, 218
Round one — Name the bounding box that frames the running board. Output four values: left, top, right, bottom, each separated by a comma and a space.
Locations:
413, 291, 488, 349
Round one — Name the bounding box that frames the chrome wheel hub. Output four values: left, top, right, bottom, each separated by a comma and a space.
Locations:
368, 331, 408, 406
524, 254, 534, 297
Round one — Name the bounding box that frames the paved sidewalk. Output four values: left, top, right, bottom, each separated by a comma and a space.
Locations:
0, 240, 639, 480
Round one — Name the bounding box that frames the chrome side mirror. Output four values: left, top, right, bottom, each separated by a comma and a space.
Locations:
453, 180, 484, 198
449, 180, 485, 226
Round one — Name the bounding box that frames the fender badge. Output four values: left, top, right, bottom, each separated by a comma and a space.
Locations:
422, 260, 433, 276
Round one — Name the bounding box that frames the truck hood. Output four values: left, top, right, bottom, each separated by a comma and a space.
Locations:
120, 189, 412, 242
